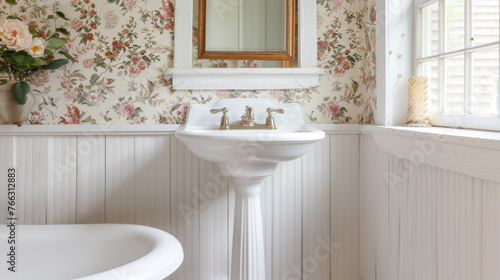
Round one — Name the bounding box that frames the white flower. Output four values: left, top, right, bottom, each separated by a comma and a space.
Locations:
0, 19, 33, 51
27, 37, 46, 58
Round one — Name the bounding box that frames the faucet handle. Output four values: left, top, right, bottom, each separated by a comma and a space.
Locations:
210, 107, 228, 114
210, 107, 229, 129
266, 108, 285, 115
265, 108, 284, 129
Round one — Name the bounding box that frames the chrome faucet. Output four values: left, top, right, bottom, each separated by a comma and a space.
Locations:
210, 106, 285, 130
241, 106, 255, 127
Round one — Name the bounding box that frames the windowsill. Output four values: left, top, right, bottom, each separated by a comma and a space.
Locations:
361, 125, 500, 150
361, 125, 500, 183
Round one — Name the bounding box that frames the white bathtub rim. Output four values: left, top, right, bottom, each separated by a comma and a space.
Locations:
74, 224, 184, 280
0, 224, 184, 280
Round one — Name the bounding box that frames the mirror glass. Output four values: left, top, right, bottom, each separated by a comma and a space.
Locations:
205, 0, 286, 52
197, 0, 296, 62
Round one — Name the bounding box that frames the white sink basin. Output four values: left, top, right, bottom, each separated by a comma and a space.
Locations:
175, 98, 324, 280
176, 125, 324, 178
175, 99, 325, 178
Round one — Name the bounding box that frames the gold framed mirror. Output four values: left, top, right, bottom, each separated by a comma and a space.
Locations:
198, 0, 296, 61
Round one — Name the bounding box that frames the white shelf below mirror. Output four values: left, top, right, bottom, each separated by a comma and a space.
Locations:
167, 0, 322, 90
169, 68, 323, 90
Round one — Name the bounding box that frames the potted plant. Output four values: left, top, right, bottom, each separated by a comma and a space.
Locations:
0, 1, 73, 125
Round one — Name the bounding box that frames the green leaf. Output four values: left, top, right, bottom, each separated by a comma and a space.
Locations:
32, 58, 48, 66
6, 15, 23, 21
56, 27, 70, 36
13, 53, 36, 66
10, 65, 28, 71
12, 81, 30, 105
42, 59, 68, 70
25, 70, 39, 78
29, 25, 40, 36
55, 11, 68, 20
90, 74, 99, 85
0, 80, 8, 85
45, 49, 54, 57
81, 115, 95, 124
58, 51, 75, 62
5, 0, 17, 5
4, 56, 17, 65
47, 37, 67, 49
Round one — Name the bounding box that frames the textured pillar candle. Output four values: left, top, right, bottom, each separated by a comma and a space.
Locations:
405, 76, 430, 127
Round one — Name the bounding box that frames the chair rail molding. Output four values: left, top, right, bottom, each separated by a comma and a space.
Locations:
0, 124, 360, 136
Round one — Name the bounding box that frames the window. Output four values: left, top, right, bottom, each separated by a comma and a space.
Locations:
416, 0, 500, 130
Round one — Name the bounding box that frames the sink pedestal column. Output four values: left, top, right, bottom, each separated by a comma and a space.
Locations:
231, 177, 266, 280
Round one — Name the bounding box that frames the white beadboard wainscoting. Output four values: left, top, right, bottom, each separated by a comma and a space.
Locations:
0, 124, 361, 280
2, 124, 500, 280
360, 126, 500, 280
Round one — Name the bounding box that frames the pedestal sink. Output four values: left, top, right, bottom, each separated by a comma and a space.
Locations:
175, 98, 325, 280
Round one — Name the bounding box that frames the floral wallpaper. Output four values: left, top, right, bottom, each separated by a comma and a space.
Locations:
0, 0, 377, 125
